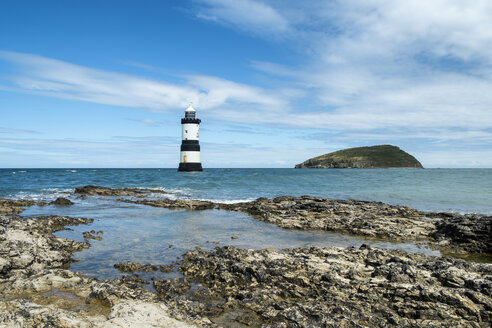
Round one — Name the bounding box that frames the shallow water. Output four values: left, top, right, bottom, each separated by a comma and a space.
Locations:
7, 168, 490, 280
23, 200, 440, 280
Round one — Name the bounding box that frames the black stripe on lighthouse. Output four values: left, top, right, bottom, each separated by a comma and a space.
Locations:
180, 144, 200, 151
178, 162, 203, 172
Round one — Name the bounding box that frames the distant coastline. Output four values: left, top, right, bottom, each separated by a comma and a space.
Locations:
295, 145, 423, 169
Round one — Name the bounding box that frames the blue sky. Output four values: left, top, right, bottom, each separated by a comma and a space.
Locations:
1, 0, 491, 168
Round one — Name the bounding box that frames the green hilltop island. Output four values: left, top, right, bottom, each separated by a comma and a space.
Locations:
295, 145, 423, 169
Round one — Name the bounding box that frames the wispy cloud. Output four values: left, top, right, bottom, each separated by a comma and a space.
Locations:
0, 51, 198, 110
0, 51, 293, 125
127, 118, 164, 126
0, 127, 42, 134
0, 136, 180, 167
193, 0, 289, 36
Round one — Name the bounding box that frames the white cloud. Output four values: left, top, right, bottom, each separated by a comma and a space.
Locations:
0, 51, 291, 121
0, 51, 197, 109
194, 0, 289, 35
244, 1, 492, 134
128, 119, 164, 126
0, 127, 41, 134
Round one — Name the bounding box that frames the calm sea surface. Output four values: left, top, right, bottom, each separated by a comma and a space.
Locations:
1, 168, 490, 279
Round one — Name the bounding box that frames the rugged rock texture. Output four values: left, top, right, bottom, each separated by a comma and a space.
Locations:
295, 145, 423, 168
0, 270, 195, 328
0, 214, 196, 327
83, 230, 104, 241
1, 193, 491, 327
161, 245, 492, 327
160, 264, 176, 272
50, 197, 75, 206
74, 185, 168, 197
0, 215, 92, 278
120, 195, 491, 255
223, 196, 434, 241
0, 198, 46, 215
118, 198, 216, 210
430, 213, 492, 254
114, 261, 158, 273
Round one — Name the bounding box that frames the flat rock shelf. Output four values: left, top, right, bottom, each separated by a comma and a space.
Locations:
0, 187, 491, 327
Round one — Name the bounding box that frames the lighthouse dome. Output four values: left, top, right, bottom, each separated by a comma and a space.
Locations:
184, 104, 197, 120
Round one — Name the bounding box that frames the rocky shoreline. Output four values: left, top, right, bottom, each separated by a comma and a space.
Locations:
0, 210, 197, 327
1, 186, 491, 327
116, 193, 491, 256
163, 245, 491, 327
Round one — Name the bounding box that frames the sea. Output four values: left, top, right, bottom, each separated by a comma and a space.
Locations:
1, 168, 491, 280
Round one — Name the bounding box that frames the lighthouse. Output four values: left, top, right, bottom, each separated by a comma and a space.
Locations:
178, 104, 203, 172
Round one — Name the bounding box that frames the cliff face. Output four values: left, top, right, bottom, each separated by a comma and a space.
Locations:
295, 145, 423, 169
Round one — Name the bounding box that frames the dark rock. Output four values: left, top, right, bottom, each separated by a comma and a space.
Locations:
154, 278, 191, 298
166, 245, 492, 327
49, 197, 74, 206
118, 198, 216, 211
0, 199, 37, 215
74, 185, 167, 197
83, 230, 103, 241
159, 265, 175, 273
222, 196, 434, 242
430, 213, 492, 254
114, 261, 158, 273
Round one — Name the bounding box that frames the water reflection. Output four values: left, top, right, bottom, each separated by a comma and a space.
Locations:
22, 200, 441, 280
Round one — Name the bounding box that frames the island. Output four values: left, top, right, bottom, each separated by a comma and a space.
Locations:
295, 144, 423, 168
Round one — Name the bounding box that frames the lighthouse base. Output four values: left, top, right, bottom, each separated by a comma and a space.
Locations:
178, 162, 203, 172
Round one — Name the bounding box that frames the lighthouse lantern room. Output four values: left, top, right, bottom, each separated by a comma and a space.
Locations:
178, 104, 203, 171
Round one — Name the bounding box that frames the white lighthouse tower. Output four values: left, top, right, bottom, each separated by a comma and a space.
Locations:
178, 104, 203, 172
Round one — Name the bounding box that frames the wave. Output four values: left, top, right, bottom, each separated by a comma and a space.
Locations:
204, 198, 257, 204
9, 188, 73, 202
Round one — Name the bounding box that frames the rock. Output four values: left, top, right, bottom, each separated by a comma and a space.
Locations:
114, 261, 158, 273
430, 213, 492, 254
83, 230, 103, 241
159, 265, 175, 273
154, 278, 191, 298
166, 245, 491, 327
118, 198, 216, 211
119, 193, 491, 254
1, 192, 491, 327
223, 196, 434, 242
74, 185, 167, 197
0, 213, 195, 327
0, 198, 37, 215
295, 145, 423, 168
0, 215, 92, 279
106, 301, 194, 327
50, 197, 74, 206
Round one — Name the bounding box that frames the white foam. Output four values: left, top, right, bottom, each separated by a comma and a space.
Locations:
9, 188, 73, 202
197, 198, 256, 204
